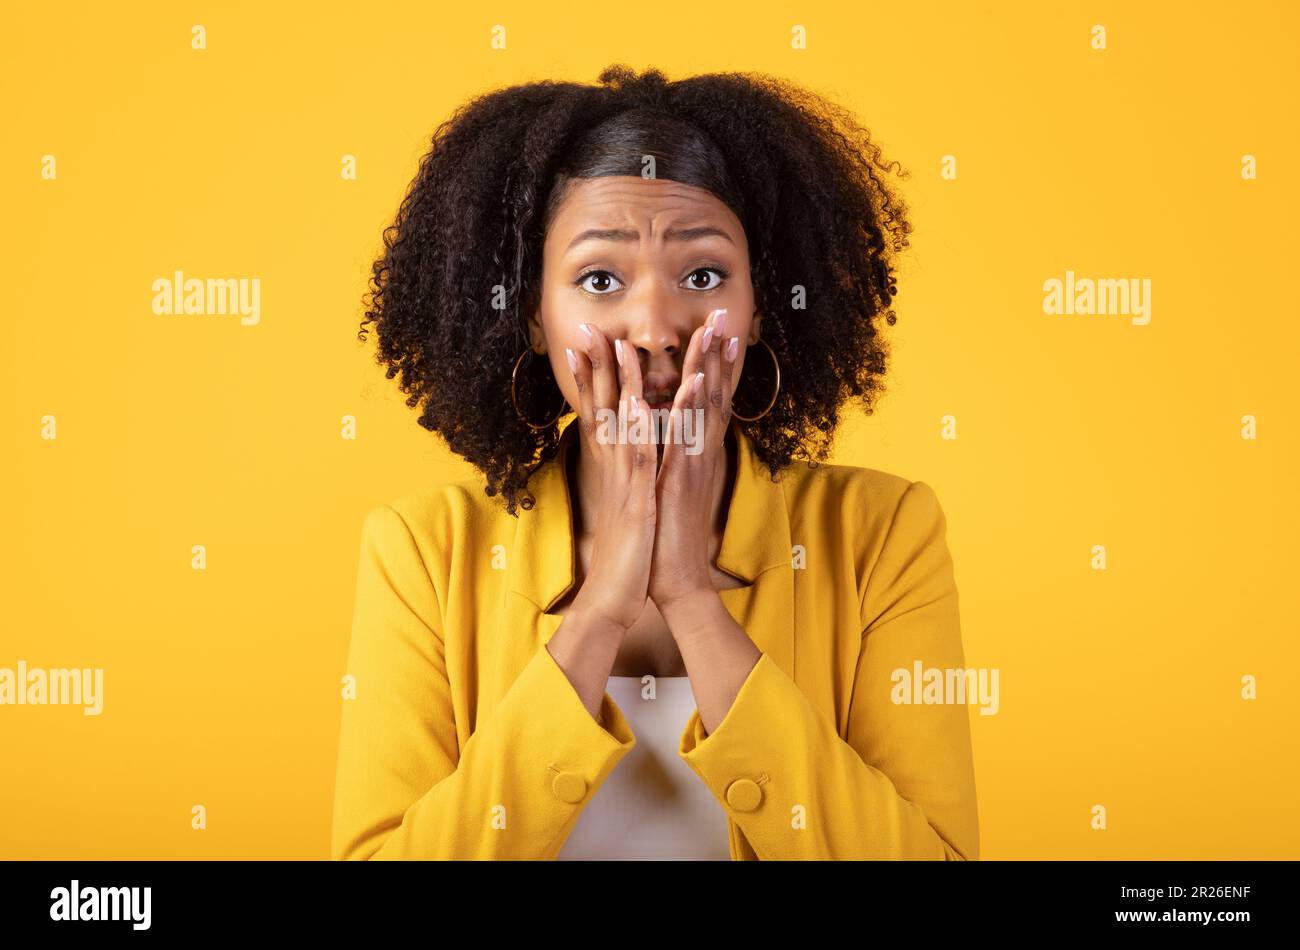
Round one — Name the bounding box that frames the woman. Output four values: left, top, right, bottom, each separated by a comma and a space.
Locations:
330, 64, 979, 861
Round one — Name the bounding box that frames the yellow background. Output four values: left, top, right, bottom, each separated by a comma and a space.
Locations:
2, 1, 1296, 858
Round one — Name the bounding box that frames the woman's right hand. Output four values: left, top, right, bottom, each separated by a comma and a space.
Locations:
564, 323, 658, 633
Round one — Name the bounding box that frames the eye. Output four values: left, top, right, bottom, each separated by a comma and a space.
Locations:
575, 269, 623, 295
683, 266, 730, 291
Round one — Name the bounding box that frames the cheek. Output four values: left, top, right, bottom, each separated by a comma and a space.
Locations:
540, 324, 584, 408
552, 352, 580, 408
556, 356, 582, 408
728, 316, 756, 392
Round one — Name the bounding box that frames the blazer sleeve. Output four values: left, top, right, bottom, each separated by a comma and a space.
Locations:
330, 504, 637, 860
676, 479, 980, 860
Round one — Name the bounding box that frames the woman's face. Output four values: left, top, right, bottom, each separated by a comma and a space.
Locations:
531, 174, 760, 415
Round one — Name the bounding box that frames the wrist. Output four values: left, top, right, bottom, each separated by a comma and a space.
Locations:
656, 586, 725, 627
568, 589, 635, 638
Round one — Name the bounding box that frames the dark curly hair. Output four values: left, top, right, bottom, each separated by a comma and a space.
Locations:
358, 63, 911, 515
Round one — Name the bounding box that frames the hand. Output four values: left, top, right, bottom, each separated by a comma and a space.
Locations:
648, 308, 737, 610
564, 323, 659, 633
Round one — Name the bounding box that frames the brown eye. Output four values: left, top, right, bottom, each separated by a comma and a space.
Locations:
684, 267, 728, 291
575, 270, 622, 295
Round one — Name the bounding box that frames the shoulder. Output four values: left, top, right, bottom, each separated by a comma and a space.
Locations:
777, 458, 953, 621
779, 456, 945, 538
357, 474, 508, 571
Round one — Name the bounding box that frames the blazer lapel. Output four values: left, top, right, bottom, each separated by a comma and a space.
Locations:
494, 420, 579, 690
713, 420, 796, 681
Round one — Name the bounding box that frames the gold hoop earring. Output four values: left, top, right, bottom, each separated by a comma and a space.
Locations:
731, 337, 781, 422
511, 347, 568, 430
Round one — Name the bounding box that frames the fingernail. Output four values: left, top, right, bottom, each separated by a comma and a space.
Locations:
614, 339, 624, 366
713, 309, 727, 336
565, 347, 578, 373
702, 326, 714, 350
630, 394, 639, 414
726, 336, 738, 362
691, 371, 704, 395
579, 323, 593, 344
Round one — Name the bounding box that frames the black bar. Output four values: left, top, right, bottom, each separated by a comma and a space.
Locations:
0, 859, 1284, 936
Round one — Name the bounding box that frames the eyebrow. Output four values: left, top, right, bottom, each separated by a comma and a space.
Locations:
564, 225, 735, 253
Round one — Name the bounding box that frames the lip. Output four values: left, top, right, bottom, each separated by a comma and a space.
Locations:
643, 374, 681, 396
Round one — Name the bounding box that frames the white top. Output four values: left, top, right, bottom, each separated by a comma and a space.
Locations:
557, 675, 731, 860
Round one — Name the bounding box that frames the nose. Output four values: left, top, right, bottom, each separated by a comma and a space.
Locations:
614, 289, 693, 404
625, 307, 682, 361
622, 282, 691, 362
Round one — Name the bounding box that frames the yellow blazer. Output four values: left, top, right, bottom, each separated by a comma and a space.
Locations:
331, 418, 979, 860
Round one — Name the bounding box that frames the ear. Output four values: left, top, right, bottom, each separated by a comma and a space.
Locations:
748, 309, 763, 345
525, 304, 547, 353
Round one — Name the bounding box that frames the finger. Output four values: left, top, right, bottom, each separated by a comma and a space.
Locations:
719, 327, 738, 436
616, 338, 648, 485
617, 336, 647, 440
581, 323, 619, 437
614, 387, 633, 489
685, 321, 711, 442
565, 345, 597, 453
659, 325, 707, 485
627, 393, 657, 517
702, 308, 726, 448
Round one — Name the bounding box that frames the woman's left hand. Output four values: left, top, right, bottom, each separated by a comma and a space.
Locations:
648, 308, 737, 610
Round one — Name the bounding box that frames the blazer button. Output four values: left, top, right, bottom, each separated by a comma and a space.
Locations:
552, 771, 587, 803
725, 778, 762, 812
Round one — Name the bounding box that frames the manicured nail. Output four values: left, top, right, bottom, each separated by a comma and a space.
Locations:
712, 309, 727, 337
726, 336, 739, 362
691, 371, 705, 395
614, 338, 624, 366
565, 347, 578, 373
579, 323, 593, 344
630, 394, 639, 414
702, 326, 714, 350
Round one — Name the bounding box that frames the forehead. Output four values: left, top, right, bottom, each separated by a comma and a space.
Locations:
547, 175, 741, 233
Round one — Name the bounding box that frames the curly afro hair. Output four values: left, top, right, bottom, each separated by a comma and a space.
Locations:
358, 63, 912, 515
